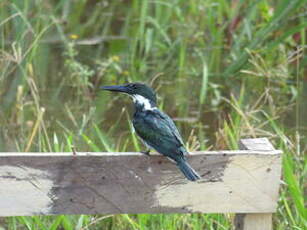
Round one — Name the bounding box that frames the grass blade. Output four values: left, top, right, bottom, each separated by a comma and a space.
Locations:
199, 62, 208, 105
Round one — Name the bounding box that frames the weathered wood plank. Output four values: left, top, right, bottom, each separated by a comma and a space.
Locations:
0, 149, 281, 216
234, 138, 279, 230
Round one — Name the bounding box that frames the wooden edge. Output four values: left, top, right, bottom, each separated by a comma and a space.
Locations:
0, 150, 282, 157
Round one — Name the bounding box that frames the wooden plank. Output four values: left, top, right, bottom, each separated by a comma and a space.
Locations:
234, 138, 280, 230
0, 149, 281, 216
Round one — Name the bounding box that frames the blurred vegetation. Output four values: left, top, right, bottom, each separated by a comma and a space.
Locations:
0, 0, 306, 229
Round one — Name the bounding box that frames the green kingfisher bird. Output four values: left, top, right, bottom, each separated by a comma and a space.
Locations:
101, 82, 201, 181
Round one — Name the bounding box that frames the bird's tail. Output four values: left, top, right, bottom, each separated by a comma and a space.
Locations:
176, 158, 201, 181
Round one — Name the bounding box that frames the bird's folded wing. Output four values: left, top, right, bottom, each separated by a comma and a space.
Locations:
133, 110, 185, 157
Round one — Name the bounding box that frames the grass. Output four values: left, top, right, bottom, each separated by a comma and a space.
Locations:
0, 0, 306, 229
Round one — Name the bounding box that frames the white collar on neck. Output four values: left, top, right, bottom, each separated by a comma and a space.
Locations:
132, 95, 156, 111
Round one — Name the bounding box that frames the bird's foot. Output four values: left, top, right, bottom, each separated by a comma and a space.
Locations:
140, 150, 151, 156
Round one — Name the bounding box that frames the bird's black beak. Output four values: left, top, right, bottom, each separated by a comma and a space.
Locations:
100, 85, 129, 93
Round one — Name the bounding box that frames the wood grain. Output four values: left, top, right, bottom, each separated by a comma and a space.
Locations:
234, 138, 279, 230
0, 145, 281, 216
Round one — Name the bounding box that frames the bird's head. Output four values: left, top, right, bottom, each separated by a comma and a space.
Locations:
101, 83, 157, 109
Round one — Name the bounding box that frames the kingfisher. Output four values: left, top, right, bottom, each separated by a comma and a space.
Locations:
101, 82, 201, 181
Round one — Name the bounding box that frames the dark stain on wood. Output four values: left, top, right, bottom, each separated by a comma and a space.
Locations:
234, 213, 246, 230
37, 154, 229, 214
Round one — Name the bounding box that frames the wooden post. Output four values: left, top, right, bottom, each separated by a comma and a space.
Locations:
234, 138, 280, 230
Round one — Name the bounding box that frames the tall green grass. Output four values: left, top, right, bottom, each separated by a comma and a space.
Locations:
0, 0, 306, 229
